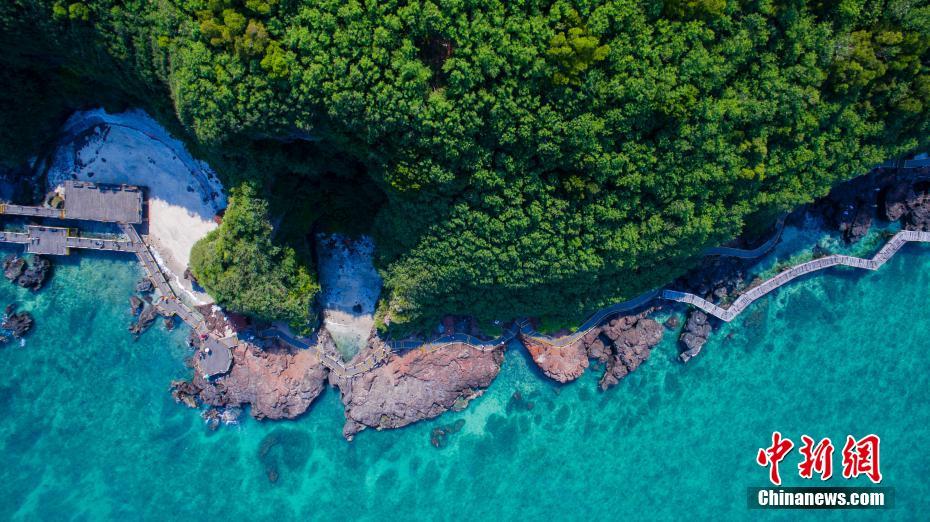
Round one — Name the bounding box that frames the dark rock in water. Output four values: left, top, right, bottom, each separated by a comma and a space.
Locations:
884, 181, 913, 221
164, 316, 176, 331
430, 427, 445, 448
664, 315, 680, 329
135, 277, 154, 293
3, 255, 24, 282
2, 306, 33, 338
675, 256, 748, 304
202, 409, 220, 431
16, 256, 51, 291
813, 172, 878, 243
170, 380, 201, 409
679, 310, 711, 363
844, 207, 872, 243
904, 193, 930, 231
430, 418, 467, 448
129, 305, 158, 335
267, 468, 279, 484
129, 295, 144, 315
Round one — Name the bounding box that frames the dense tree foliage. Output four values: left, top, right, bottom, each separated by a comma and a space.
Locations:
189, 184, 318, 328
1, 1, 928, 332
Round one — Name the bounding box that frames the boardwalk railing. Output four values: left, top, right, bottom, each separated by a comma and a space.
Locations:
8, 193, 927, 376
663, 230, 930, 322
0, 203, 64, 219
704, 215, 787, 259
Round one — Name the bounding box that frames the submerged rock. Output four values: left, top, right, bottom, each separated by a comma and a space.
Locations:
190, 340, 328, 421
331, 337, 505, 440
135, 277, 154, 293
2, 304, 33, 338
171, 380, 201, 409
679, 310, 711, 363
430, 418, 466, 448
129, 295, 144, 315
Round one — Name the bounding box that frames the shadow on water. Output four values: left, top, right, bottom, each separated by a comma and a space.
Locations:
257, 427, 314, 485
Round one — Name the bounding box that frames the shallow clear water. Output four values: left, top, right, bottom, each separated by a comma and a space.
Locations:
1, 241, 929, 520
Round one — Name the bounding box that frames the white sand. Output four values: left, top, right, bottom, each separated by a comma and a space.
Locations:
46, 109, 227, 305
316, 234, 382, 359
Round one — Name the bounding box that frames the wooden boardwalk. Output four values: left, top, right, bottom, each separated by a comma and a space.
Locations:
3, 182, 928, 377
0, 203, 63, 219
663, 230, 930, 322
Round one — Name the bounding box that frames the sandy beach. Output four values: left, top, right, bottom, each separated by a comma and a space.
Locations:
316, 233, 382, 360
46, 109, 227, 305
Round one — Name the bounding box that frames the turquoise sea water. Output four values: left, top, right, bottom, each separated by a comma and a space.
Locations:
1, 236, 929, 521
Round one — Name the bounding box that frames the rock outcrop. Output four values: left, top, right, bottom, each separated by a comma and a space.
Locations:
188, 339, 329, 420
3, 255, 24, 282
135, 277, 154, 293
582, 314, 664, 389
520, 312, 664, 389
2, 303, 33, 338
129, 295, 144, 315
813, 171, 880, 243
129, 303, 157, 335
520, 334, 588, 383
679, 310, 711, 363
3, 254, 51, 291
675, 256, 748, 304
18, 256, 51, 291
331, 337, 505, 440
170, 379, 200, 409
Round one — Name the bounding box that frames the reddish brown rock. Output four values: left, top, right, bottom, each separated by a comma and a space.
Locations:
520, 334, 588, 383
195, 303, 248, 337
192, 340, 328, 420
519, 312, 664, 389
331, 338, 505, 440
595, 315, 664, 390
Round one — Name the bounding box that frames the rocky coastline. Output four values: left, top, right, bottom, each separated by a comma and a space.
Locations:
167, 166, 930, 440
330, 337, 506, 440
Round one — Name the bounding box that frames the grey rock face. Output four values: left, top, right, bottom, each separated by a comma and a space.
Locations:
679, 310, 711, 363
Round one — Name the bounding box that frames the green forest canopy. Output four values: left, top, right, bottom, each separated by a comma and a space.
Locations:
1, 0, 928, 333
